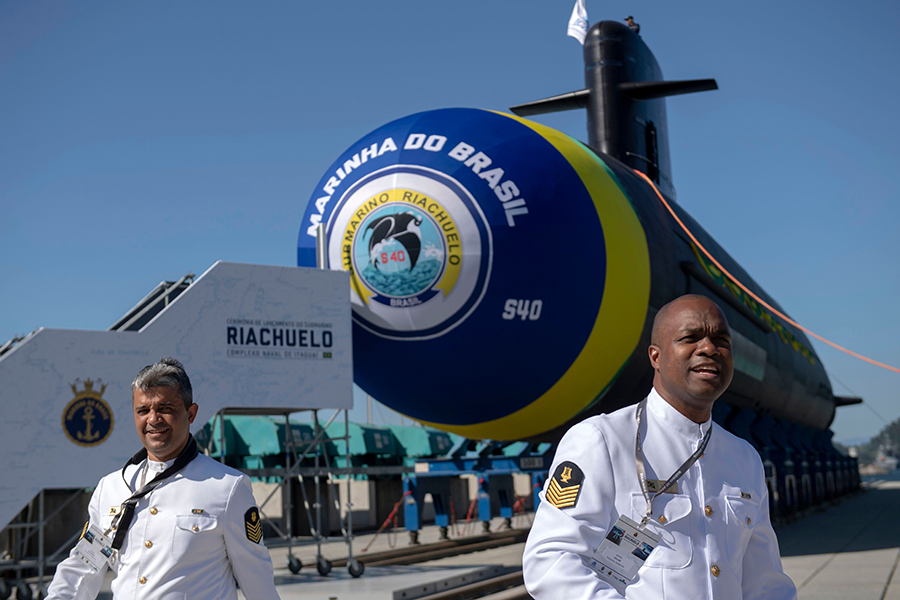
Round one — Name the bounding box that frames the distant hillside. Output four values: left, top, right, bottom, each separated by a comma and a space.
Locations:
855, 417, 900, 464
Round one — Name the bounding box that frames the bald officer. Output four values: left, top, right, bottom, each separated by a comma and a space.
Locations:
523, 295, 796, 599
47, 357, 281, 600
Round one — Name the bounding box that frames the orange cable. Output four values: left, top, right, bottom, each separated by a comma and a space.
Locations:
631, 169, 900, 374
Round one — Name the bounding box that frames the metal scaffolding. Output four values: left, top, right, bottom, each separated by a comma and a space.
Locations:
202, 406, 368, 578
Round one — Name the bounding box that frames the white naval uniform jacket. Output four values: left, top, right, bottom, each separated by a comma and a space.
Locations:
47, 453, 281, 600
522, 388, 797, 600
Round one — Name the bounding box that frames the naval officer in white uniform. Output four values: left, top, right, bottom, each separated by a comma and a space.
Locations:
47, 357, 281, 600
523, 295, 797, 599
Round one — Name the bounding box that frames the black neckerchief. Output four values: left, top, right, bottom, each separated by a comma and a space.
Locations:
110, 435, 199, 550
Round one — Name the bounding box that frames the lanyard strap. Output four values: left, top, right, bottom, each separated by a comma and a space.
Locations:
634, 398, 711, 528
110, 436, 199, 550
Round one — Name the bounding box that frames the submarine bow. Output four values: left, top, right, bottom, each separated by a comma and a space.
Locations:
299, 108, 651, 440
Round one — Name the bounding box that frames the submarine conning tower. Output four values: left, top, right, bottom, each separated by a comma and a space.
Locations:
511, 20, 717, 201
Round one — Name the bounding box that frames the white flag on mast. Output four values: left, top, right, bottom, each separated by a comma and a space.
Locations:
567, 0, 589, 45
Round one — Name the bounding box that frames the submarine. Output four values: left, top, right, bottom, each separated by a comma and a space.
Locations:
297, 20, 860, 443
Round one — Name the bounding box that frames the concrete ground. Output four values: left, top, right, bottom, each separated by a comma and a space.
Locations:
243, 516, 530, 600
779, 474, 900, 600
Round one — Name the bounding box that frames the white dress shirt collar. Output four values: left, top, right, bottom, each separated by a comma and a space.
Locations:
127, 456, 177, 491
147, 457, 176, 473
647, 387, 713, 440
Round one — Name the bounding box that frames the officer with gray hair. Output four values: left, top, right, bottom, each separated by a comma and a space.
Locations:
47, 357, 281, 600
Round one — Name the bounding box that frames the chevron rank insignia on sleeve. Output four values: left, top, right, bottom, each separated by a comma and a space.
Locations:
244, 507, 263, 544
547, 461, 584, 509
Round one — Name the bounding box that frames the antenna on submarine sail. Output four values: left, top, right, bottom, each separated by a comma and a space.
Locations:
511, 20, 717, 200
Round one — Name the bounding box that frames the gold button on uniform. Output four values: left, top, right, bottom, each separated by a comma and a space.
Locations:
139, 576, 147, 584
711, 565, 720, 577
705, 505, 713, 517
192, 525, 199, 532
658, 515, 667, 524
149, 507, 158, 515
747, 517, 752, 525
144, 540, 152, 548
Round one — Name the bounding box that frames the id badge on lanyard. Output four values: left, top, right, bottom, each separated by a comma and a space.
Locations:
587, 515, 660, 595
73, 525, 117, 571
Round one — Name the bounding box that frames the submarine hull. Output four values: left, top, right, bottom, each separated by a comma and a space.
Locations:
297, 108, 834, 441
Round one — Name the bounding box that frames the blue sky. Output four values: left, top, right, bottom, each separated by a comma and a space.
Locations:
1, 1, 898, 444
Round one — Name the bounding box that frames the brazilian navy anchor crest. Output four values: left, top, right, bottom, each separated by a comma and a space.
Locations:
63, 379, 114, 447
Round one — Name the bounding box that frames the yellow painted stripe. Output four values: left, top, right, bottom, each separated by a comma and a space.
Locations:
548, 483, 581, 506
549, 492, 580, 502
549, 499, 576, 508
551, 487, 580, 496
547, 493, 578, 502
550, 479, 580, 488
548, 493, 577, 501
420, 112, 651, 439
549, 481, 580, 495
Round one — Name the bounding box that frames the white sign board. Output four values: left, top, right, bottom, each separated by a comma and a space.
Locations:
0, 261, 352, 530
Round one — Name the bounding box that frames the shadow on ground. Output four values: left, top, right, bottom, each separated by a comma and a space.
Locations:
778, 483, 900, 557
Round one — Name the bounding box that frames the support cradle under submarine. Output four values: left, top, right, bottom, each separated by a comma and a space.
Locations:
298, 21, 860, 524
